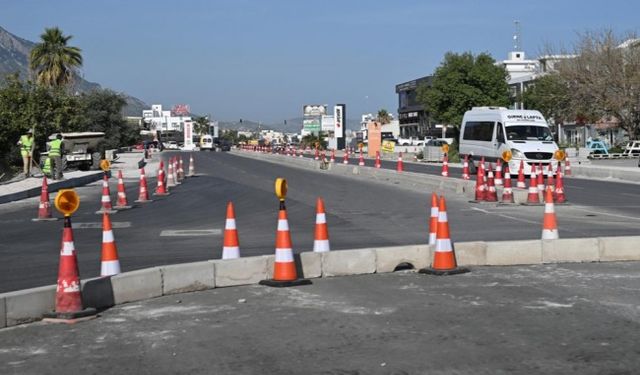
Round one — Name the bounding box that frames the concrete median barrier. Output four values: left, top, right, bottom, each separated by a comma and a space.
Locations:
212, 256, 270, 287
543, 238, 600, 263
455, 241, 488, 266
486, 240, 542, 265
161, 262, 215, 295
4, 285, 55, 326
375, 245, 430, 272
322, 249, 376, 277
599, 236, 640, 261
111, 267, 163, 305
300, 252, 322, 278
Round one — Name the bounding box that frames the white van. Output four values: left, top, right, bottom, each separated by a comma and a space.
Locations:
459, 107, 561, 175
200, 135, 214, 151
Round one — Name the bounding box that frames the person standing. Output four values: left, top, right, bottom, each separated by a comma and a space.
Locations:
48, 133, 64, 180
17, 129, 35, 177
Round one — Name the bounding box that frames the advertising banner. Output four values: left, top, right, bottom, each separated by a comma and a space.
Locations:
382, 140, 396, 153
367, 122, 382, 157
334, 104, 346, 150
303, 119, 321, 132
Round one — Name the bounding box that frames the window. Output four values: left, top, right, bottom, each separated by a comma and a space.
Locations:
463, 121, 495, 141
505, 125, 553, 141
496, 123, 505, 143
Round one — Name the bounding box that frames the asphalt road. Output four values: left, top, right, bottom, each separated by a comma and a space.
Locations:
1, 262, 639, 374
1, 151, 639, 292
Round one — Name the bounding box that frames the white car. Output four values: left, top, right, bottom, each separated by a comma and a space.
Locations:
164, 141, 179, 150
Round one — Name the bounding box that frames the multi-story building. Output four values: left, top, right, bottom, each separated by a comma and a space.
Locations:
395, 76, 433, 138
142, 104, 193, 133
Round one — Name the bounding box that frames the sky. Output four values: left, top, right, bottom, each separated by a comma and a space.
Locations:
1, 0, 639, 123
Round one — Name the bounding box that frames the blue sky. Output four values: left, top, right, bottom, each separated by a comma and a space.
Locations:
1, 0, 638, 123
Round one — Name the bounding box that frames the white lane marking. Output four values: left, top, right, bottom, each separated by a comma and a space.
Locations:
469, 207, 539, 225
565, 206, 640, 221
72, 222, 132, 229
621, 192, 640, 198
160, 229, 222, 237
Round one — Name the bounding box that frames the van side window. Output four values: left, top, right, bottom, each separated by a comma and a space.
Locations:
462, 121, 495, 142
496, 123, 505, 143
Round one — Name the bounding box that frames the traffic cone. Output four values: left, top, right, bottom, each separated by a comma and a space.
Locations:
298, 148, 304, 158
396, 152, 404, 172
564, 158, 572, 176
314, 148, 319, 161
485, 164, 498, 202
313, 197, 331, 252
32, 177, 57, 221
172, 157, 180, 185
419, 196, 470, 276
358, 150, 365, 166
222, 202, 240, 259
167, 159, 177, 187
546, 163, 555, 188
542, 187, 559, 240
188, 154, 195, 177
178, 157, 185, 181
461, 155, 470, 180
260, 201, 311, 287
555, 169, 566, 204
135, 168, 152, 203
343, 150, 349, 164
100, 212, 121, 276
526, 164, 540, 204
473, 163, 486, 202
322, 152, 327, 163
537, 163, 545, 193
43, 216, 96, 322
375, 151, 381, 168
113, 170, 132, 209
154, 161, 169, 196
495, 159, 503, 186
501, 165, 515, 203
441, 154, 449, 177
428, 193, 438, 246
96, 174, 117, 214
517, 160, 526, 188
330, 150, 335, 163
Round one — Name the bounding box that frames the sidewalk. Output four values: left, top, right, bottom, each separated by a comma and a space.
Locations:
0, 151, 160, 205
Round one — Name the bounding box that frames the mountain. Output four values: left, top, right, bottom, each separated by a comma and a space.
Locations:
218, 117, 361, 133
0, 26, 147, 116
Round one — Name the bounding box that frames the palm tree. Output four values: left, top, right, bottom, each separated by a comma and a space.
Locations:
377, 109, 392, 124
193, 116, 210, 135
29, 27, 83, 88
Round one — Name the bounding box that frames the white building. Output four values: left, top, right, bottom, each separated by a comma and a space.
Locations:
142, 104, 193, 133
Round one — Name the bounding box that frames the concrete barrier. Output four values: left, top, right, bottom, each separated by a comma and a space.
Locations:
375, 245, 430, 272
0, 296, 5, 329
543, 238, 600, 263
455, 241, 488, 266
486, 240, 542, 265
4, 285, 55, 326
111, 267, 163, 305
300, 252, 322, 278
322, 249, 376, 277
212, 256, 270, 287
161, 262, 215, 295
599, 236, 640, 261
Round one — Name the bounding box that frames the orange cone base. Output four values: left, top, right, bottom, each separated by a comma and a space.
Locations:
32, 217, 58, 222
259, 278, 312, 288
418, 266, 470, 276
134, 198, 153, 203
153, 192, 170, 196
43, 307, 97, 323
95, 209, 118, 215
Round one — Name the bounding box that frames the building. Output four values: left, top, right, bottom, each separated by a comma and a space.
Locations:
142, 104, 193, 133
395, 76, 433, 138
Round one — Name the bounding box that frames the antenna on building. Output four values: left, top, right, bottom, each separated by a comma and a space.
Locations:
513, 20, 521, 51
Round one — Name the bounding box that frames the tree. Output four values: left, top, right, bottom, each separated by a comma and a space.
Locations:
555, 30, 640, 139
29, 27, 83, 88
300, 133, 327, 150
417, 52, 510, 132
376, 109, 391, 124
193, 116, 209, 135
75, 90, 136, 150
522, 73, 572, 125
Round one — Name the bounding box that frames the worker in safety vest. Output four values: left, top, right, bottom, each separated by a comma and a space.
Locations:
41, 157, 52, 178
17, 129, 34, 177
48, 133, 64, 180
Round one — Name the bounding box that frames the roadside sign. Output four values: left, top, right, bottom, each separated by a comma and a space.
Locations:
381, 140, 395, 153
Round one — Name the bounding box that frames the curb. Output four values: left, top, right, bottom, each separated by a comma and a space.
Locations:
0, 172, 104, 205
1, 236, 639, 329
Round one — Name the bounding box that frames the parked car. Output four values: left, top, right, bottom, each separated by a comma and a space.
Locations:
164, 141, 179, 149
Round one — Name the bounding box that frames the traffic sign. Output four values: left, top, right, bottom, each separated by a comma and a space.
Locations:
54, 189, 80, 217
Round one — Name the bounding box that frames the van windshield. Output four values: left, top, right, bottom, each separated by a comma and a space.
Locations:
505, 125, 553, 141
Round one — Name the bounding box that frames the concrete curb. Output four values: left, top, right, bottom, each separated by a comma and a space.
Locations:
1, 236, 639, 329
0, 172, 104, 205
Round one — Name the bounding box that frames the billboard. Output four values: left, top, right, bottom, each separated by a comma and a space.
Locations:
321, 115, 335, 131
334, 104, 346, 150
172, 104, 191, 116
303, 105, 328, 117
303, 104, 327, 134
303, 119, 321, 132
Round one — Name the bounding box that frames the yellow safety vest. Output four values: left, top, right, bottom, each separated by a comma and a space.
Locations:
42, 157, 52, 175
20, 135, 34, 156
49, 139, 62, 157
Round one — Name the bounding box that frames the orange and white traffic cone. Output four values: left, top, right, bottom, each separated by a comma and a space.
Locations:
564, 158, 572, 176
537, 163, 545, 193
526, 164, 540, 204
441, 154, 449, 177
396, 152, 404, 172
43, 216, 96, 322
330, 149, 335, 163
154, 161, 169, 196
298, 147, 304, 158
375, 151, 381, 168
461, 155, 470, 180
188, 154, 195, 177
358, 150, 365, 166
167, 159, 177, 187
114, 170, 132, 209
260, 201, 311, 287
542, 187, 559, 240
100, 212, 121, 276
419, 196, 470, 276
314, 148, 319, 160
33, 177, 57, 221
428, 193, 438, 246
178, 157, 185, 181
546, 163, 555, 188
96, 174, 117, 214
517, 160, 526, 188
343, 150, 349, 164
172, 157, 180, 185
473, 164, 486, 202
313, 197, 330, 252
485, 164, 498, 202
501, 165, 515, 204
222, 202, 240, 259
135, 168, 152, 203
495, 159, 503, 186
555, 169, 566, 204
